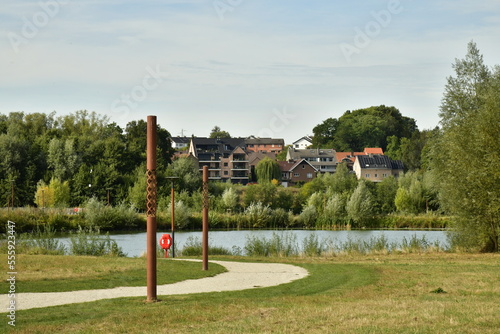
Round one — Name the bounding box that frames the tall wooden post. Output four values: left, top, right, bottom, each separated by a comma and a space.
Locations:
202, 166, 209, 271
146, 116, 158, 302
171, 182, 175, 258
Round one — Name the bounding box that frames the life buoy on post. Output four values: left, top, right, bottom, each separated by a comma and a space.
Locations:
159, 234, 173, 258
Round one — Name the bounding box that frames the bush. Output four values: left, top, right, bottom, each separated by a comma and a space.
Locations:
180, 236, 233, 256
69, 226, 126, 257
83, 198, 142, 230
245, 202, 272, 228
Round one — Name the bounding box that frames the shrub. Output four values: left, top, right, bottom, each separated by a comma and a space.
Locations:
69, 226, 126, 257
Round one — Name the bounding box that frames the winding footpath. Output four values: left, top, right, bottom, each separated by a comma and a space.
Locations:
2, 260, 309, 311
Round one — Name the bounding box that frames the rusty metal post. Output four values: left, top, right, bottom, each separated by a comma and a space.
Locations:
146, 116, 158, 302
202, 166, 209, 271
171, 182, 175, 258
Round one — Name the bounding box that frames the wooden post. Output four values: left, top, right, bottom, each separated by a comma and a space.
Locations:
146, 116, 158, 302
202, 166, 209, 271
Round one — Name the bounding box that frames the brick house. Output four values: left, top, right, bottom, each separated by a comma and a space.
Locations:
245, 136, 285, 154
278, 159, 318, 187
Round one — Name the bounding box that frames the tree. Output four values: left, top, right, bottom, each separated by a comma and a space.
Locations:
311, 105, 418, 151
165, 157, 202, 193
209, 126, 231, 139
432, 41, 500, 252
346, 180, 375, 227
255, 157, 281, 183
34, 178, 70, 208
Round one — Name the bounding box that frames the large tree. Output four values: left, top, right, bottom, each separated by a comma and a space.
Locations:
432, 41, 500, 252
312, 105, 417, 151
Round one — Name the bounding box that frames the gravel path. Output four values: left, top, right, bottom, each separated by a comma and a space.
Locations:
2, 260, 308, 311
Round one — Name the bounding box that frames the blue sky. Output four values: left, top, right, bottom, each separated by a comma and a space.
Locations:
1, 0, 499, 143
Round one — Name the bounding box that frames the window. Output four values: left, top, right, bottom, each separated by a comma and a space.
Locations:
383, 173, 388, 178
365, 174, 370, 178
293, 173, 300, 177
224, 171, 229, 175
307, 173, 313, 179
223, 162, 228, 167
374, 174, 378, 178
302, 165, 306, 169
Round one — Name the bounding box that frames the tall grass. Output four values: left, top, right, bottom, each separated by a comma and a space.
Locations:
243, 233, 448, 257
68, 226, 126, 257
179, 236, 235, 256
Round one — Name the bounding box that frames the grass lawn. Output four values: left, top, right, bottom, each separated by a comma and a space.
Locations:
1, 253, 499, 333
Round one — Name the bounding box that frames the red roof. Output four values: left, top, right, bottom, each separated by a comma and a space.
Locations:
363, 147, 384, 155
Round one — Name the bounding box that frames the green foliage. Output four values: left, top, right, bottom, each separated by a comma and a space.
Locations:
83, 198, 142, 230
34, 178, 70, 208
165, 157, 202, 193
69, 226, 126, 257
346, 180, 375, 227
14, 225, 66, 255
432, 41, 500, 252
244, 202, 272, 228
244, 232, 299, 257
255, 157, 281, 183
209, 125, 231, 138
180, 236, 234, 256
312, 105, 417, 151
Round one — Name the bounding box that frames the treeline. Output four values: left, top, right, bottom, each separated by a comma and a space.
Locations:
0, 110, 174, 207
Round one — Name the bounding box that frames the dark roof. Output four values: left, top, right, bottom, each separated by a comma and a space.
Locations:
356, 155, 404, 170
245, 137, 284, 145
278, 159, 318, 172
170, 137, 190, 144
292, 136, 312, 144
288, 148, 337, 160
191, 138, 247, 159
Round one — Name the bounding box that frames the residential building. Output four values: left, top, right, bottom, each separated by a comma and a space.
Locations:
286, 147, 337, 173
336, 148, 384, 169
170, 137, 190, 150
245, 136, 285, 154
278, 159, 318, 187
292, 136, 313, 149
353, 154, 404, 182
188, 137, 250, 184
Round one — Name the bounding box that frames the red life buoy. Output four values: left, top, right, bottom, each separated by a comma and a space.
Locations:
159, 234, 173, 250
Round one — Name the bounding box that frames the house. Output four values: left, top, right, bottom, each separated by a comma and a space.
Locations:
188, 137, 250, 184
292, 136, 313, 149
353, 154, 404, 182
278, 159, 318, 187
286, 147, 337, 173
245, 136, 284, 154
336, 148, 384, 169
170, 137, 190, 150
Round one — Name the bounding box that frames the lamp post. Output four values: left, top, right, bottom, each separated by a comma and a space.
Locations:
107, 188, 112, 206
10, 180, 15, 211
166, 176, 179, 258
42, 189, 45, 209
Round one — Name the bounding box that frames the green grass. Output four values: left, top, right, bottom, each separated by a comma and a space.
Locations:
1, 255, 225, 293
1, 253, 499, 333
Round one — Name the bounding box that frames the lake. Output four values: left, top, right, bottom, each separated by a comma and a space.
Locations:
56, 229, 449, 257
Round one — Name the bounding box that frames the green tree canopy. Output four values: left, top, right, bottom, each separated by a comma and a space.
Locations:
255, 157, 281, 183
209, 126, 231, 139
432, 41, 500, 252
312, 105, 417, 151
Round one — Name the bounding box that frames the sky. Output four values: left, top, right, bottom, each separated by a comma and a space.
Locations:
1, 0, 500, 144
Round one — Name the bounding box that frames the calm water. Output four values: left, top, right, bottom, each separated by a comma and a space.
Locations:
56, 230, 449, 257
